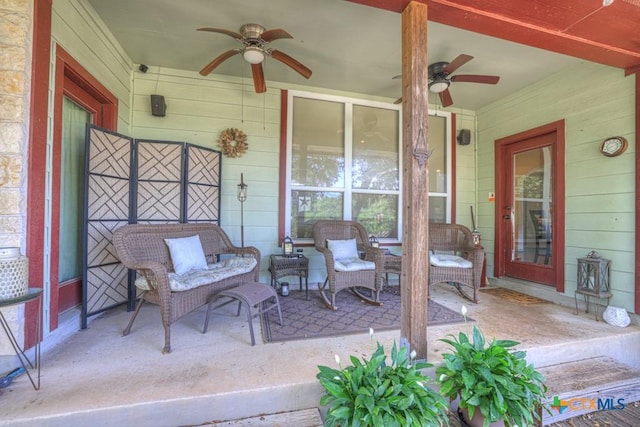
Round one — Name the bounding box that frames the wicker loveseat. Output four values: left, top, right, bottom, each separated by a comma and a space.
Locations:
112, 223, 260, 353
429, 223, 484, 303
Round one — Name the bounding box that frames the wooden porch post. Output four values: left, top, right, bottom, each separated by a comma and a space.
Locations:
400, 1, 430, 358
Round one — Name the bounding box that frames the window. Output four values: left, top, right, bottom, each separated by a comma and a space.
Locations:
284, 90, 451, 242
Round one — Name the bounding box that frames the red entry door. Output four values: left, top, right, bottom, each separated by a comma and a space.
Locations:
495, 122, 565, 289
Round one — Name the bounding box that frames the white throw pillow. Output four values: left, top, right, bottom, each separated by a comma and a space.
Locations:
164, 235, 208, 275
327, 238, 359, 261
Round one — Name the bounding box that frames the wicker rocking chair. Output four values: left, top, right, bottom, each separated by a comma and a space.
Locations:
428, 223, 484, 303
313, 220, 385, 310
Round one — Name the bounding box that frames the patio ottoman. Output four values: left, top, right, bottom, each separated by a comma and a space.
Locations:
203, 282, 283, 345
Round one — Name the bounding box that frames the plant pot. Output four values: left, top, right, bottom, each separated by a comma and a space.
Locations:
459, 406, 505, 427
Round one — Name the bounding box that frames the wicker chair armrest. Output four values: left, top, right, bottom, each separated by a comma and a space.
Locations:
131, 261, 171, 293
464, 245, 484, 265
315, 246, 337, 280
363, 247, 386, 273
218, 246, 261, 281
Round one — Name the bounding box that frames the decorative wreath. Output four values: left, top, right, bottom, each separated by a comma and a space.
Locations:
218, 128, 248, 158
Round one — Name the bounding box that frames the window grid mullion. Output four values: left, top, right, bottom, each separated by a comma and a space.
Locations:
343, 102, 353, 220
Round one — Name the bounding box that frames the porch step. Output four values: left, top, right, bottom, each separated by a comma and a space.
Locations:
540, 356, 640, 425
198, 408, 323, 426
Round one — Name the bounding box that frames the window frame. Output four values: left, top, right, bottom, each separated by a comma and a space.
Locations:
281, 89, 452, 244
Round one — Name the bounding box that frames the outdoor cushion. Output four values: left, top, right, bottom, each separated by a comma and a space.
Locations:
164, 234, 208, 275
134, 256, 258, 292
334, 258, 375, 272
430, 253, 473, 268
327, 238, 359, 260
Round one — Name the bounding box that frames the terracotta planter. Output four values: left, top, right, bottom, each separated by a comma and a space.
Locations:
459, 406, 505, 427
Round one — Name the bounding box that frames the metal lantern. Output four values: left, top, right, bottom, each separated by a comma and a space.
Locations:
575, 251, 611, 320
472, 228, 481, 246
237, 173, 248, 256
369, 235, 379, 248
282, 235, 294, 257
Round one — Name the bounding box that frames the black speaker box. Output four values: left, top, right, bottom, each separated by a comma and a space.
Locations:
457, 129, 471, 145
150, 94, 166, 117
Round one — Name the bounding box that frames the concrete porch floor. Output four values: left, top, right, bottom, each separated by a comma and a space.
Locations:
1, 282, 639, 427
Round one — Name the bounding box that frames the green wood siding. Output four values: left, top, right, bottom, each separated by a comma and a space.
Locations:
477, 61, 635, 309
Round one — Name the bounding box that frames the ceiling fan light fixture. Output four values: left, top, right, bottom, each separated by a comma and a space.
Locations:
429, 80, 450, 94
243, 46, 265, 64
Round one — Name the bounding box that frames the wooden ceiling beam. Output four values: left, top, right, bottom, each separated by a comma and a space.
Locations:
346, 0, 640, 70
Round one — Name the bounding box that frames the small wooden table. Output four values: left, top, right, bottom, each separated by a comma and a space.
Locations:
269, 255, 309, 300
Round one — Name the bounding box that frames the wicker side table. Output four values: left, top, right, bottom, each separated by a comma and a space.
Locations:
269, 255, 309, 300
381, 251, 402, 287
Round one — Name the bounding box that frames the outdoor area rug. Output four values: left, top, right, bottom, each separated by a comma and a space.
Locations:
260, 286, 470, 343
480, 287, 551, 305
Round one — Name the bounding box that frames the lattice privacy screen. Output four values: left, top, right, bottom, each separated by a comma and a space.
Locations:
82, 126, 220, 328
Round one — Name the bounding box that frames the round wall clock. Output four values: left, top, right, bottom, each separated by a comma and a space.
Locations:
599, 136, 628, 157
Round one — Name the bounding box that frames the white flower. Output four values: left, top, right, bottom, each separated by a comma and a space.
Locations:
410, 349, 417, 360
439, 374, 447, 382
333, 376, 340, 381
334, 354, 341, 365
461, 305, 468, 316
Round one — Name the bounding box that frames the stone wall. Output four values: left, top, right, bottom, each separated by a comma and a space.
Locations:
0, 0, 33, 362
0, 0, 32, 249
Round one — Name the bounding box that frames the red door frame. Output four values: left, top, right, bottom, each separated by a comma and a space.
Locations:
26, 0, 52, 348
494, 120, 565, 292
48, 47, 117, 330
53, 72, 105, 315
26, 7, 118, 343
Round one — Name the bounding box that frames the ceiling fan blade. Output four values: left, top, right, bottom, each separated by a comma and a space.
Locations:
252, 63, 267, 93
439, 89, 453, 107
394, 97, 402, 104
443, 54, 473, 74
451, 74, 500, 84
261, 28, 293, 42
199, 49, 240, 76
270, 49, 312, 79
197, 27, 243, 40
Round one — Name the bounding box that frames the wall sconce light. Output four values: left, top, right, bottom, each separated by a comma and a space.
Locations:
237, 173, 247, 256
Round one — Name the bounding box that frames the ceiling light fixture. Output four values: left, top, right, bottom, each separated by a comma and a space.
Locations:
603, 0, 615, 6
429, 80, 450, 94
243, 46, 265, 64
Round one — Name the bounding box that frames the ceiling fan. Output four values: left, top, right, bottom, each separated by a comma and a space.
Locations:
197, 23, 312, 93
394, 54, 500, 107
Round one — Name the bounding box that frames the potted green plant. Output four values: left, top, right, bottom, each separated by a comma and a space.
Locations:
317, 331, 449, 427
436, 312, 548, 427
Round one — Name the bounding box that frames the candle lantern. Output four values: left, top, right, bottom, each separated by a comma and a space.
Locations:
368, 235, 379, 248
237, 173, 247, 256
282, 235, 294, 257
575, 251, 611, 320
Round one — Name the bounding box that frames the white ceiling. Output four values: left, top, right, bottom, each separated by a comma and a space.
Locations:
87, 0, 583, 110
